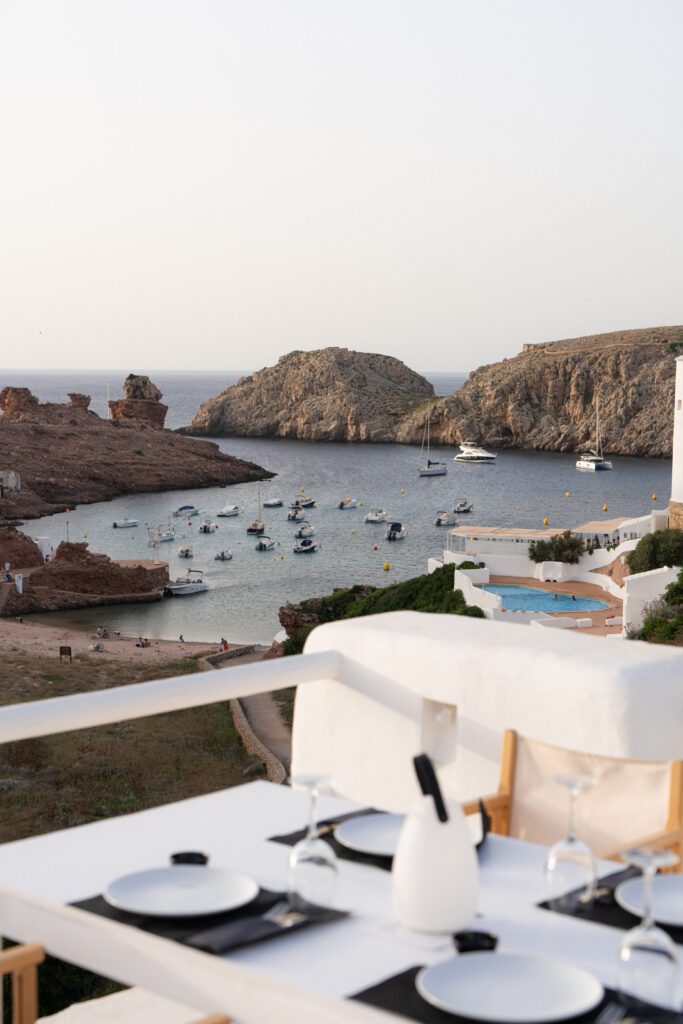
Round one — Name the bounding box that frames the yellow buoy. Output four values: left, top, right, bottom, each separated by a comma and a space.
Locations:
653, 493, 657, 500
565, 492, 570, 498
516, 506, 521, 510
280, 554, 284, 559
84, 533, 87, 537
346, 513, 350, 517
359, 501, 363, 506
401, 489, 405, 494
383, 562, 390, 571
603, 504, 608, 512
351, 529, 355, 534
543, 518, 548, 525
301, 487, 305, 492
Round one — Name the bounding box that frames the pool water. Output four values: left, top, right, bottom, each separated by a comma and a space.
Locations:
480, 585, 610, 613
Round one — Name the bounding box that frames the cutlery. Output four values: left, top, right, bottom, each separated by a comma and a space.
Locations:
594, 1000, 626, 1024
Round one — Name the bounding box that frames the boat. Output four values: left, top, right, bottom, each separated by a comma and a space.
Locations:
147, 524, 175, 547
247, 486, 266, 534
291, 496, 316, 508
178, 544, 193, 558
216, 504, 240, 517
255, 535, 275, 551
294, 537, 319, 554
164, 569, 207, 596
286, 506, 305, 521
198, 517, 218, 533
454, 500, 474, 513
576, 398, 613, 471
434, 510, 456, 527
418, 403, 448, 476
112, 518, 138, 528
364, 507, 387, 523
172, 504, 200, 518
214, 549, 233, 561
337, 497, 359, 509
385, 522, 408, 540
294, 520, 316, 539
453, 442, 497, 464
263, 498, 283, 508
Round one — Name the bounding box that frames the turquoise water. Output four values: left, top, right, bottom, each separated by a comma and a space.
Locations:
480, 584, 609, 612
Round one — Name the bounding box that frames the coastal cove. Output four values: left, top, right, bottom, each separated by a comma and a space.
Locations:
19, 437, 671, 644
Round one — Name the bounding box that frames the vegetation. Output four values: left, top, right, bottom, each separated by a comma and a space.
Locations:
628, 568, 683, 645
528, 530, 585, 564
282, 564, 485, 656
457, 560, 480, 570
626, 529, 683, 575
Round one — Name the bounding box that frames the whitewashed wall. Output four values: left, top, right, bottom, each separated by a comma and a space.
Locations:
623, 566, 681, 631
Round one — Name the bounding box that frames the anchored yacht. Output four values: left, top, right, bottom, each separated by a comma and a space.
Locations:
453, 442, 497, 464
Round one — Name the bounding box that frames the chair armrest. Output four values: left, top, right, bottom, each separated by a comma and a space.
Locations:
461, 793, 511, 835
0, 944, 45, 975
603, 829, 682, 873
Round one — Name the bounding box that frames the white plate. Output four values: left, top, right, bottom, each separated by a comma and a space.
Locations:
416, 953, 604, 1023
334, 811, 483, 858
104, 866, 259, 917
615, 873, 683, 927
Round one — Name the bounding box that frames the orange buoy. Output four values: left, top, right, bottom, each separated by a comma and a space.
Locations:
653, 493, 657, 500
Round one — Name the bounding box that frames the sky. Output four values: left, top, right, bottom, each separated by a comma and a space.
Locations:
1, 0, 682, 374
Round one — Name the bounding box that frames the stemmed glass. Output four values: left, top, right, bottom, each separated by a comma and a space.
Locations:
618, 847, 681, 1012
287, 774, 338, 910
545, 773, 596, 911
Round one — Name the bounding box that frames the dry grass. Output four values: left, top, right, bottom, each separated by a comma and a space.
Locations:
0, 650, 259, 843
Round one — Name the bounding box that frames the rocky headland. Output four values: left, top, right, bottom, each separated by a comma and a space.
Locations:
187, 327, 682, 456
0, 374, 273, 522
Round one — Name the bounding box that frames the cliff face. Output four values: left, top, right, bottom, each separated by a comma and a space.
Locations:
188, 348, 434, 442
0, 376, 273, 522
187, 328, 681, 456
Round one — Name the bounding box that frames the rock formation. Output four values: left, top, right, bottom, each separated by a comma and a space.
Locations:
0, 377, 273, 522
185, 328, 682, 456
187, 348, 434, 442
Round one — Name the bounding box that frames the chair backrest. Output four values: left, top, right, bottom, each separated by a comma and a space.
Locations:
506, 731, 680, 857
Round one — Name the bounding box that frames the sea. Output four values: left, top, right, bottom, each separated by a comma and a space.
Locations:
3, 370, 672, 645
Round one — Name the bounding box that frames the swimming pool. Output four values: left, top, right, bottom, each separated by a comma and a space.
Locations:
480, 584, 610, 613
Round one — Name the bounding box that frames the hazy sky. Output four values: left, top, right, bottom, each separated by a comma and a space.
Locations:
1, 0, 681, 374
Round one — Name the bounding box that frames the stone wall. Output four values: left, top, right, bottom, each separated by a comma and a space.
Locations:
669, 500, 683, 529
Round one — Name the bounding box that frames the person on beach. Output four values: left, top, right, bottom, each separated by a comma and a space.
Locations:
220, 637, 229, 651
179, 634, 184, 644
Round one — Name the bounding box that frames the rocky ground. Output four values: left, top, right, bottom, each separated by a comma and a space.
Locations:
0, 374, 273, 523
185, 327, 682, 456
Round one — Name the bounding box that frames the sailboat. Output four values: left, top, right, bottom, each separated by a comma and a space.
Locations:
246, 485, 266, 533
418, 403, 447, 476
576, 397, 613, 471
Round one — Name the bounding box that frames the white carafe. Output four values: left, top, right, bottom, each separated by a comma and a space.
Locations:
392, 794, 479, 934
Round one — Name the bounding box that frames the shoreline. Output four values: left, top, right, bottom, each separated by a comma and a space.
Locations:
0, 615, 258, 664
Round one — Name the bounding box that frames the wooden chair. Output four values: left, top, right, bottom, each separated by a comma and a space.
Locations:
0, 945, 231, 1024
462, 729, 683, 868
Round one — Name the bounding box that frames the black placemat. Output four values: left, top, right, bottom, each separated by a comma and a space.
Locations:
351, 966, 681, 1024
538, 866, 683, 946
72, 888, 346, 953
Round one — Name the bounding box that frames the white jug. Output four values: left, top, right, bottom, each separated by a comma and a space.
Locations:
392, 794, 479, 933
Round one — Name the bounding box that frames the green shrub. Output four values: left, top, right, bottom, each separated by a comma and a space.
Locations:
626, 529, 683, 575
663, 568, 683, 607
529, 531, 585, 565
457, 560, 479, 570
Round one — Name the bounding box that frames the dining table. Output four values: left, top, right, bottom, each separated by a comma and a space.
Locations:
0, 780, 678, 1024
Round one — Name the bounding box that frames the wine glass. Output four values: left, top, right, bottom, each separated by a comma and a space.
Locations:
544, 773, 596, 911
287, 774, 338, 910
618, 847, 681, 1011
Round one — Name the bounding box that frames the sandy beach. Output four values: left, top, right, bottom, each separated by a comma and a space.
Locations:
0, 616, 248, 663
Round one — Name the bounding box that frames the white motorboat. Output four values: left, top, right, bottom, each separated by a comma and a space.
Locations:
454, 500, 474, 513
217, 504, 240, 517
385, 521, 408, 540
173, 504, 200, 518
418, 403, 447, 476
337, 497, 359, 509
364, 507, 387, 523
576, 398, 613, 471
198, 517, 218, 533
178, 544, 193, 558
453, 442, 497, 464
147, 523, 175, 547
294, 520, 316, 539
294, 537, 319, 554
255, 535, 275, 551
112, 518, 138, 528
214, 549, 233, 561
164, 570, 207, 596
434, 510, 456, 527
263, 498, 284, 508
287, 506, 305, 521
291, 495, 316, 508
247, 486, 265, 534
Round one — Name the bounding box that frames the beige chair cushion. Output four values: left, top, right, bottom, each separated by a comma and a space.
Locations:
508, 735, 672, 856
38, 987, 208, 1024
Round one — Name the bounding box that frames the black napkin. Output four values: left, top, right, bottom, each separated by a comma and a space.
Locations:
351, 966, 682, 1024
538, 865, 683, 945
72, 888, 346, 954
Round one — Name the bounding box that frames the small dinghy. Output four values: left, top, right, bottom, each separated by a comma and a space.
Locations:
198, 517, 218, 533
113, 518, 138, 528
217, 504, 240, 517
294, 520, 316, 539
294, 537, 319, 554
178, 544, 193, 558
337, 497, 359, 509
214, 549, 233, 561
255, 535, 275, 551
173, 505, 199, 518
263, 498, 284, 507
385, 522, 408, 540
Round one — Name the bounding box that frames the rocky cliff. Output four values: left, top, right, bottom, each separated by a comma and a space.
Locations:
187, 328, 681, 456
187, 348, 434, 442
0, 376, 273, 522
